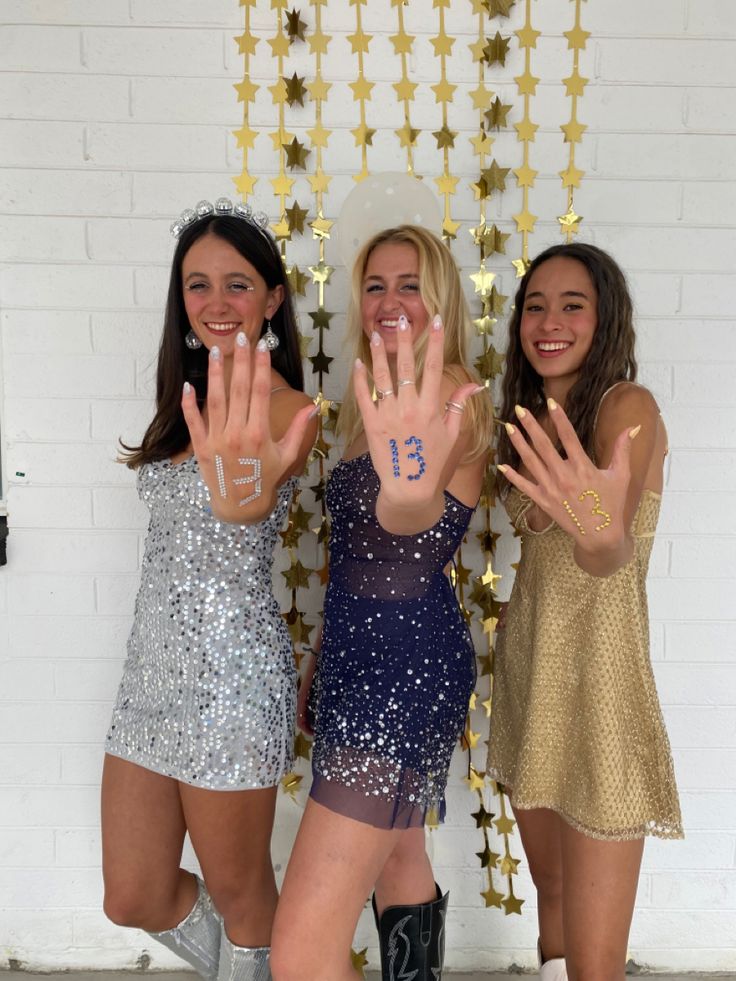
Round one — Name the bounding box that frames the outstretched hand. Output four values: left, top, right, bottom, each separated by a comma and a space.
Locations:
353, 314, 484, 531
181, 334, 316, 523
498, 399, 639, 554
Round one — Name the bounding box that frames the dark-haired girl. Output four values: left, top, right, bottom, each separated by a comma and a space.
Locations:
487, 243, 682, 980
102, 200, 316, 980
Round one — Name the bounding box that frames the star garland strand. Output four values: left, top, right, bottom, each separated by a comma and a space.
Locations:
391, 0, 420, 174
431, 0, 460, 240
511, 0, 540, 275
348, 0, 375, 183
232, 0, 259, 200
558, 0, 589, 238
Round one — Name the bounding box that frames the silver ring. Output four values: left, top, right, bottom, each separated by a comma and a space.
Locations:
398, 379, 415, 388
445, 400, 465, 414
376, 388, 395, 400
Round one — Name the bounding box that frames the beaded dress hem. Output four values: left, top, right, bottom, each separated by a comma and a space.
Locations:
105, 747, 294, 792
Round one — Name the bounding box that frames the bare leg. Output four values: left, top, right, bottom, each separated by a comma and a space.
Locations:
373, 826, 436, 916
513, 807, 564, 961
270, 799, 405, 981
561, 822, 643, 981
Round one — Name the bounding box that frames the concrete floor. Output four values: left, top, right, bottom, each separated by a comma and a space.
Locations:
3, 972, 735, 980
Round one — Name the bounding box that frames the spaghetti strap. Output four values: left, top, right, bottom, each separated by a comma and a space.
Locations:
270, 385, 290, 394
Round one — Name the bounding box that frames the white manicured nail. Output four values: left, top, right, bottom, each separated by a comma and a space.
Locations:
256, 338, 268, 352
210, 346, 221, 361
236, 332, 248, 347
432, 314, 443, 330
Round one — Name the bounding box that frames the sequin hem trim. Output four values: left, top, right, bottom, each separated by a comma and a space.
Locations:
105, 748, 294, 792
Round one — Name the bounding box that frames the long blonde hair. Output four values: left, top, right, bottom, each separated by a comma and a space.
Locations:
337, 225, 493, 461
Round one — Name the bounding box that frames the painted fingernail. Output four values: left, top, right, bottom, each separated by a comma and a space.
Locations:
183, 381, 191, 395
497, 464, 508, 473
505, 422, 516, 436
471, 385, 487, 396
210, 345, 221, 361
371, 330, 381, 346
432, 314, 443, 330
308, 406, 319, 419
514, 404, 526, 419
398, 315, 409, 331
355, 358, 364, 369
629, 424, 642, 440
256, 338, 268, 352
547, 397, 558, 411
236, 331, 248, 347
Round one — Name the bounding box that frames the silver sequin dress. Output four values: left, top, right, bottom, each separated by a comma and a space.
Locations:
106, 457, 297, 790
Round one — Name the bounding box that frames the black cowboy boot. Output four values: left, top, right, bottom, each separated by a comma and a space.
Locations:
372, 883, 448, 980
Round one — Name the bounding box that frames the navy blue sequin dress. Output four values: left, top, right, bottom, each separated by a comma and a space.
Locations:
310, 453, 477, 829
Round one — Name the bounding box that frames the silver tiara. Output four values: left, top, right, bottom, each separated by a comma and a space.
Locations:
170, 197, 272, 239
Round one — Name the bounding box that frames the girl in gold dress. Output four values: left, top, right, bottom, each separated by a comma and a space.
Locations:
487, 243, 682, 980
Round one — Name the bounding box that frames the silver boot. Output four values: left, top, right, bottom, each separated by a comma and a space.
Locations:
149, 875, 221, 980
218, 930, 271, 981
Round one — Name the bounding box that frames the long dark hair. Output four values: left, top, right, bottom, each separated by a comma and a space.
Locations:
121, 215, 304, 468
498, 242, 637, 469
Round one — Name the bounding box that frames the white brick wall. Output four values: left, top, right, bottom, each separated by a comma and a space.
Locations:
1, 0, 734, 972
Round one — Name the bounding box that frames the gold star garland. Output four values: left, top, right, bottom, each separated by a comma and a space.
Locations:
348, 0, 375, 183
511, 0, 540, 274
232, 0, 259, 200
391, 0, 419, 174
558, 0, 589, 238
431, 0, 460, 240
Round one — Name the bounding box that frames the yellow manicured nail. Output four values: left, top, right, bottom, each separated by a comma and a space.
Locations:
497, 464, 508, 473
505, 422, 516, 436
629, 424, 642, 440
547, 397, 557, 411
514, 405, 526, 420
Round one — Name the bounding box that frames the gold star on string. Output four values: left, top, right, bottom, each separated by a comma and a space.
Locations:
234, 78, 258, 103
465, 767, 486, 791
267, 78, 288, 104
500, 855, 521, 876
485, 96, 512, 130
435, 175, 459, 195
494, 813, 516, 835
480, 160, 510, 196
351, 123, 376, 146
281, 560, 312, 590
558, 207, 583, 233
469, 84, 492, 110
234, 31, 259, 56
290, 502, 314, 533
485, 0, 516, 16
464, 727, 481, 749
514, 162, 538, 187
481, 563, 503, 589
232, 126, 257, 150
347, 30, 372, 53
561, 119, 587, 143
267, 33, 290, 58
309, 308, 334, 331
470, 131, 493, 155
307, 29, 330, 55
306, 76, 331, 100
281, 771, 303, 797
284, 73, 308, 106
286, 263, 309, 295
393, 78, 417, 101
564, 24, 591, 50
474, 314, 495, 336
515, 118, 538, 141
396, 123, 421, 148
470, 268, 496, 295
476, 844, 500, 868
430, 79, 456, 104
310, 214, 333, 239
349, 77, 374, 101
516, 23, 540, 48
433, 124, 457, 149
284, 8, 307, 41
471, 804, 493, 829
513, 211, 537, 234
512, 257, 531, 278
233, 173, 257, 197
475, 348, 505, 378
350, 949, 368, 974
390, 30, 414, 55
270, 173, 295, 197
502, 893, 525, 915
483, 32, 511, 67
285, 200, 309, 234
559, 163, 584, 187
469, 692, 477, 711
563, 70, 589, 97
481, 694, 493, 715
283, 137, 310, 170
309, 261, 334, 285
481, 885, 504, 908
430, 34, 455, 57
269, 129, 293, 151
310, 349, 334, 376
470, 221, 509, 258
469, 36, 487, 62
294, 731, 311, 761
306, 122, 331, 148
515, 70, 540, 96
442, 216, 461, 240
272, 216, 291, 241
308, 170, 331, 193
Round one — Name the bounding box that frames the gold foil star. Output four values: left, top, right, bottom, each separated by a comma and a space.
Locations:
558, 207, 583, 232
494, 813, 516, 835
390, 30, 415, 55
285, 200, 309, 234
308, 29, 330, 55
351, 123, 376, 146
310, 214, 333, 239
233, 173, 257, 197
470, 221, 509, 258
308, 170, 331, 193
484, 0, 516, 16
284, 72, 308, 106
234, 78, 258, 103
349, 77, 374, 101
559, 163, 584, 188
435, 175, 459, 195
306, 122, 331, 148
430, 34, 455, 57
465, 766, 486, 791
347, 30, 372, 53
470, 131, 493, 156
309, 261, 334, 285
500, 855, 520, 876
561, 119, 587, 143
469, 83, 492, 111
515, 70, 540, 96
393, 78, 417, 101
270, 173, 295, 197
515, 118, 538, 142
442, 216, 461, 240
433, 124, 457, 149
269, 129, 293, 151
286, 263, 309, 295
564, 24, 591, 50
514, 162, 538, 187
469, 37, 487, 62
283, 137, 310, 170
512, 257, 531, 278
232, 125, 257, 150
430, 79, 456, 104
516, 23, 540, 48
513, 210, 537, 234
306, 76, 331, 100
350, 948, 368, 975
268, 78, 288, 105
281, 560, 312, 590
502, 893, 525, 915
272, 216, 291, 241
483, 32, 511, 67
481, 884, 504, 908
267, 33, 291, 58
563, 70, 589, 97
284, 8, 307, 41
281, 771, 303, 797
294, 731, 311, 761
396, 123, 421, 148
234, 31, 259, 56
485, 96, 512, 130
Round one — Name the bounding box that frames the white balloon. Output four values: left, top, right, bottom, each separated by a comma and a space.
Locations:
335, 172, 444, 267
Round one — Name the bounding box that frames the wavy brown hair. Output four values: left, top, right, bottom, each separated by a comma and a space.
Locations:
120, 215, 304, 469
498, 242, 637, 471
337, 225, 494, 461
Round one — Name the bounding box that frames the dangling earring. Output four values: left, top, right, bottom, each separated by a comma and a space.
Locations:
262, 319, 279, 351
185, 330, 203, 350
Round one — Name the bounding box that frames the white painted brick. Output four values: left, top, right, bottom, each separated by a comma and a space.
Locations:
656, 494, 736, 535
682, 181, 736, 225
5, 355, 135, 399
55, 828, 101, 867
0, 744, 59, 783
0, 215, 87, 262
94, 574, 140, 615
60, 744, 107, 787
636, 362, 673, 404
0, 264, 135, 309
662, 706, 736, 749
0, 908, 74, 950
673, 363, 736, 404
83, 26, 226, 74
0, 868, 102, 907
87, 121, 225, 169
651, 869, 736, 908
133, 264, 175, 310
0, 788, 100, 828
629, 909, 736, 948
91, 312, 161, 356
665, 620, 736, 663
0, 169, 131, 216
679, 790, 736, 830
132, 76, 241, 124
627, 276, 681, 317
667, 451, 736, 491
595, 133, 736, 180
92, 487, 149, 531
636, 320, 733, 363
0, 73, 130, 122
0, 25, 83, 71
671, 538, 736, 579
651, 661, 736, 706
0, 702, 112, 746
130, 0, 239, 27
642, 831, 735, 870
598, 226, 736, 274
537, 0, 687, 35
3, 398, 89, 441
8, 574, 95, 616
90, 399, 153, 443
664, 408, 736, 450
54, 660, 123, 701
686, 87, 736, 132
9, 530, 139, 573
0, 829, 55, 867
88, 218, 172, 263
0, 121, 84, 167
598, 38, 734, 86
682, 273, 736, 316
674, 749, 736, 790
585, 86, 686, 133
8, 616, 132, 661
5, 445, 131, 490
7, 486, 93, 530
576, 179, 681, 225
0, 656, 55, 697
687, 0, 736, 36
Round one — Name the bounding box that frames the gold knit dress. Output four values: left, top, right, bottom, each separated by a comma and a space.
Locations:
487, 487, 683, 840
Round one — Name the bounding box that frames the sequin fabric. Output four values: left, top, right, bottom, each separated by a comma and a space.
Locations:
487, 487, 683, 840
106, 457, 296, 790
310, 453, 476, 829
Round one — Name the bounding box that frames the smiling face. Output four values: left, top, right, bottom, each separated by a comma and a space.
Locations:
181, 232, 283, 356
519, 255, 598, 397
360, 242, 429, 356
